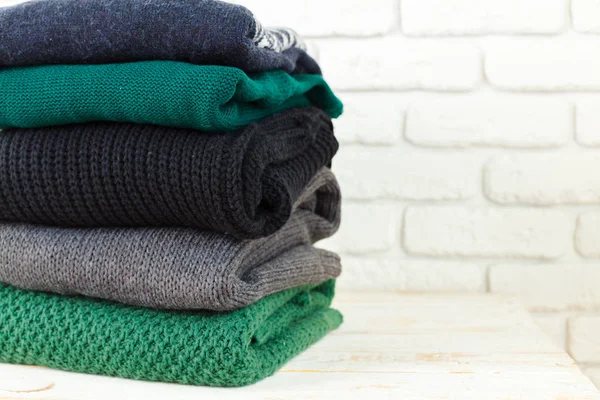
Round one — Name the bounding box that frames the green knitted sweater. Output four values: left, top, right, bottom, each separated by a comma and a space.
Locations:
0, 61, 343, 130
0, 280, 341, 387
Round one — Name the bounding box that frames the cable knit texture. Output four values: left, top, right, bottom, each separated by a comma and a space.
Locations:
0, 108, 338, 238
0, 0, 319, 74
0, 62, 342, 130
0, 169, 341, 310
0, 280, 342, 387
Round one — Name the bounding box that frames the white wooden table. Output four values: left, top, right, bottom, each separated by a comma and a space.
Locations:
1, 293, 599, 400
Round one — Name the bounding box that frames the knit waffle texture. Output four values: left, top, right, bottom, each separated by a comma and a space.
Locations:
0, 279, 342, 387
0, 61, 342, 131
0, 169, 341, 310
0, 108, 338, 238
0, 0, 319, 74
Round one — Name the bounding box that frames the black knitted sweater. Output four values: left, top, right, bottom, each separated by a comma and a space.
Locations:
0, 108, 338, 239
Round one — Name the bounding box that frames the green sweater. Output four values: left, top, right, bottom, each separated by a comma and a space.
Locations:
0, 280, 341, 387
0, 61, 343, 130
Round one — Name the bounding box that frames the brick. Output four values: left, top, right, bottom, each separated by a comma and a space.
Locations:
332, 146, 476, 200
584, 368, 600, 390
569, 315, 600, 363
484, 154, 600, 205
403, 261, 486, 292
401, 0, 566, 36
333, 93, 404, 145
486, 38, 600, 91
532, 314, 567, 350
404, 207, 569, 259
406, 97, 570, 148
316, 38, 481, 91
576, 100, 600, 146
336, 258, 485, 292
489, 264, 600, 311
575, 213, 600, 258
336, 257, 407, 292
572, 0, 600, 33
229, 0, 397, 37
317, 203, 399, 254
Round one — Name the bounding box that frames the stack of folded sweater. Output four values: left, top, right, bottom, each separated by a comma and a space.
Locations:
0, 0, 344, 387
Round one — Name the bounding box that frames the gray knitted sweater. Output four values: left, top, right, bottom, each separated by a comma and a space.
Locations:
0, 169, 341, 311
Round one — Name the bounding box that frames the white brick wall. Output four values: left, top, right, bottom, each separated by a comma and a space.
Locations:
533, 314, 567, 350
333, 93, 404, 145
250, 0, 600, 384
401, 0, 567, 35
484, 154, 600, 205
572, 0, 600, 33
489, 264, 600, 311
404, 207, 570, 259
337, 258, 486, 292
316, 38, 482, 91
332, 148, 477, 200
575, 212, 600, 257
406, 96, 571, 148
319, 203, 400, 254
486, 38, 600, 91
577, 100, 600, 145
255, 0, 600, 385
229, 0, 398, 37
569, 315, 600, 362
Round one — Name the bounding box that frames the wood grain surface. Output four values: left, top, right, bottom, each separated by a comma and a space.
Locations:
1, 292, 598, 399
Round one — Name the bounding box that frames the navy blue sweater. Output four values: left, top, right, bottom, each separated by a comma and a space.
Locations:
0, 0, 320, 74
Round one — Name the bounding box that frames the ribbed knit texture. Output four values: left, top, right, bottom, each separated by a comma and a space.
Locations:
0, 61, 342, 131
0, 0, 319, 74
0, 280, 342, 387
0, 108, 338, 238
0, 169, 341, 311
